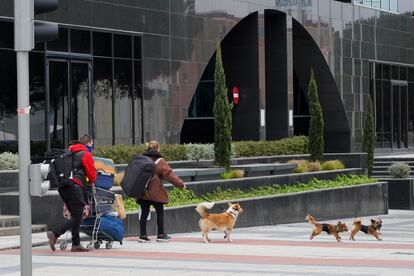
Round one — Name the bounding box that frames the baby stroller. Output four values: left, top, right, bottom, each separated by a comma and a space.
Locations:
80, 186, 125, 249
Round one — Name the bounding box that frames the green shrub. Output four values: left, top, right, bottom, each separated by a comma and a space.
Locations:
288, 159, 308, 173
307, 161, 321, 172
213, 44, 232, 169
93, 144, 145, 164
0, 152, 19, 170
362, 96, 374, 176
124, 197, 138, 211
234, 136, 308, 157
220, 169, 245, 179
308, 68, 324, 161
93, 143, 186, 163
389, 162, 411, 178
321, 160, 345, 170
185, 143, 214, 161
159, 143, 187, 161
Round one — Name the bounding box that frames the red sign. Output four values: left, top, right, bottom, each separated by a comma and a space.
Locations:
232, 86, 239, 105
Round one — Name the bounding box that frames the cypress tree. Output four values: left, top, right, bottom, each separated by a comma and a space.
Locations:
213, 44, 232, 169
362, 96, 374, 176
308, 68, 324, 161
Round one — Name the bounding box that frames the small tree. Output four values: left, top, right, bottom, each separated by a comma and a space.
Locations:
308, 68, 324, 161
213, 44, 232, 169
362, 96, 374, 176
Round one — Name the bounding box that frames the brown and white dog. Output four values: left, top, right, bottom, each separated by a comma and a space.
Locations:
349, 218, 382, 241
306, 214, 348, 242
195, 202, 243, 243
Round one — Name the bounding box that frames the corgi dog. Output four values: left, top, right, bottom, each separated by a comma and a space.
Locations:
349, 218, 382, 241
306, 214, 348, 242
195, 202, 243, 243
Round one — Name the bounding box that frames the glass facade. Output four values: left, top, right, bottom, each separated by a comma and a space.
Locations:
355, 0, 398, 12
0, 18, 143, 154
0, 0, 414, 153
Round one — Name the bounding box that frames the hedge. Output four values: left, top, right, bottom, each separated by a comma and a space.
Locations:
93, 136, 308, 164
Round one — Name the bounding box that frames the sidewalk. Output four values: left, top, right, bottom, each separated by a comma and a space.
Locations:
1, 209, 413, 275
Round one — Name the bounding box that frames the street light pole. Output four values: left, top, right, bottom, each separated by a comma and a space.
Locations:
14, 0, 33, 275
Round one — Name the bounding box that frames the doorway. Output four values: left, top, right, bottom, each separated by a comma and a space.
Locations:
47, 59, 92, 149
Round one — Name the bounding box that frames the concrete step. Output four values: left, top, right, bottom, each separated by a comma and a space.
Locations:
373, 161, 414, 166
0, 224, 47, 237
0, 215, 20, 228
372, 171, 414, 176
374, 157, 414, 161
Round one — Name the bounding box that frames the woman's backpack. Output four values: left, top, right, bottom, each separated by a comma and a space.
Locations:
120, 155, 161, 199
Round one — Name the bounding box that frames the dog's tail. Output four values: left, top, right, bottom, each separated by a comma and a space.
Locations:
195, 202, 215, 218
353, 218, 361, 226
306, 214, 317, 225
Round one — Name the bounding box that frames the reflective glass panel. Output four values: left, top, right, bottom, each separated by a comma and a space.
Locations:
114, 59, 133, 144
0, 50, 17, 153
93, 32, 112, 57
47, 28, 68, 52
93, 58, 113, 146
29, 52, 46, 156
70, 29, 91, 54
0, 21, 13, 49
114, 34, 132, 58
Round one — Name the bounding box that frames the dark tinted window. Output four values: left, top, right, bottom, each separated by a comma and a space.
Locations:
134, 36, 142, 59
114, 34, 131, 58
47, 28, 68, 52
29, 52, 46, 155
93, 32, 112, 57
134, 60, 143, 144
0, 50, 17, 146
70, 29, 91, 54
0, 21, 13, 49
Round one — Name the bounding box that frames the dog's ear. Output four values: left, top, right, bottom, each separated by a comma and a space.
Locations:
228, 202, 232, 207
371, 219, 376, 224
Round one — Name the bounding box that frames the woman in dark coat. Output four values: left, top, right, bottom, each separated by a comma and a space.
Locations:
137, 140, 185, 242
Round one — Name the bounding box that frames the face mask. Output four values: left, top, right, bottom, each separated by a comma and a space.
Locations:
86, 145, 94, 153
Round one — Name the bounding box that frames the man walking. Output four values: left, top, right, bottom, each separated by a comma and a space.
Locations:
46, 139, 96, 252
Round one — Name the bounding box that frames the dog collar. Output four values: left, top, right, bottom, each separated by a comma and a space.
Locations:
226, 207, 238, 219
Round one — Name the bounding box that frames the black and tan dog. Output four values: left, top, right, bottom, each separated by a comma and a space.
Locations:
306, 214, 348, 242
349, 218, 382, 241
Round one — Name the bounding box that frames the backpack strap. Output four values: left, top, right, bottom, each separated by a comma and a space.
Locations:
154, 158, 163, 165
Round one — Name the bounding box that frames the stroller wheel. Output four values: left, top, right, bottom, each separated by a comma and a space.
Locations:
105, 241, 113, 249
60, 241, 68, 251
94, 241, 101, 249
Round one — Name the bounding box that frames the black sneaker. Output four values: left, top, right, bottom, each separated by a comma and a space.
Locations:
138, 235, 151, 243
156, 234, 171, 242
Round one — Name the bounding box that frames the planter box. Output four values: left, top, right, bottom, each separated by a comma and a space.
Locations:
179, 168, 362, 196
123, 182, 388, 237
384, 178, 414, 210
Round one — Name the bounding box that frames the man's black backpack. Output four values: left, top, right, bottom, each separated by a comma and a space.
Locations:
44, 149, 85, 189
121, 154, 161, 199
